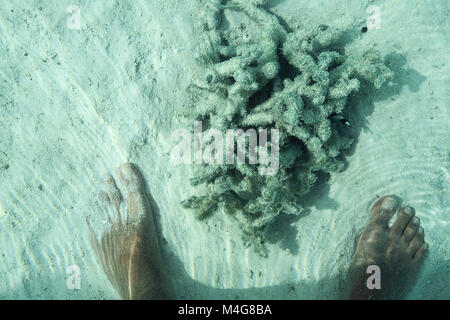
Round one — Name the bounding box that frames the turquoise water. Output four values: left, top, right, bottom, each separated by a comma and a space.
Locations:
0, 0, 448, 299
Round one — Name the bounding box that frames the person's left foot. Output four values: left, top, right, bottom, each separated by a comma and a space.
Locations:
86, 163, 171, 299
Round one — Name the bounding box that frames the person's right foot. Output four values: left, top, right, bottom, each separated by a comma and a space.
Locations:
344, 195, 428, 299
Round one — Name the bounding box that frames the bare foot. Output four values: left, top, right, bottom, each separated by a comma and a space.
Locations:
344, 195, 428, 299
86, 163, 172, 299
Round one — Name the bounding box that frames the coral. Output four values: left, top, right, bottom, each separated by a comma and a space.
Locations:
181, 0, 394, 256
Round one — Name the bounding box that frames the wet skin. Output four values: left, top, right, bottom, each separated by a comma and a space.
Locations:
88, 164, 428, 300
343, 196, 428, 299
87, 163, 172, 299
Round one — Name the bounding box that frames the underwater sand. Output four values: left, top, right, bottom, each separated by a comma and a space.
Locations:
0, 0, 448, 299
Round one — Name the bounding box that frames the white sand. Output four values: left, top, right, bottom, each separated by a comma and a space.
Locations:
0, 0, 448, 299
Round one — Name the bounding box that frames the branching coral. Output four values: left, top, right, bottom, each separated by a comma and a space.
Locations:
181, 0, 393, 256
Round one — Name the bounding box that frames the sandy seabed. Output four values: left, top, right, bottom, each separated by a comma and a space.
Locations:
0, 0, 448, 299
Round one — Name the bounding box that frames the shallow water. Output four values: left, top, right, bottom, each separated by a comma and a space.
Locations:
0, 0, 448, 299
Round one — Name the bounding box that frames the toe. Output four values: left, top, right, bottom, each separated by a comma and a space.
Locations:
369, 195, 400, 227
98, 191, 114, 224
402, 216, 420, 243
408, 227, 425, 257
119, 163, 145, 194
98, 190, 111, 205
104, 174, 122, 212
390, 206, 414, 237
118, 163, 150, 225
413, 242, 429, 263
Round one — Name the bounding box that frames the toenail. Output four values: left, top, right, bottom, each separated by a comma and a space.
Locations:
381, 197, 398, 210
412, 217, 419, 225
404, 206, 414, 215
418, 227, 424, 234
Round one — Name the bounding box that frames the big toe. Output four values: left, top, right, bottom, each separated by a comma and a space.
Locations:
369, 195, 401, 227
119, 163, 145, 194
